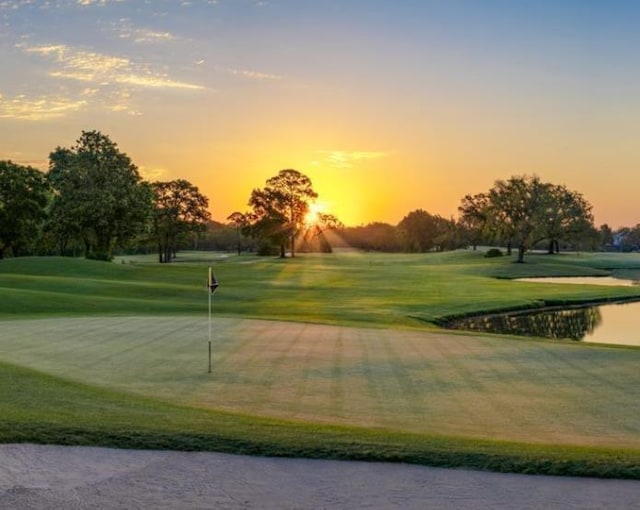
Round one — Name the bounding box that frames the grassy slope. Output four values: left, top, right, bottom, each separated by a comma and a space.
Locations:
1, 251, 640, 477
2, 251, 640, 326
2, 361, 638, 479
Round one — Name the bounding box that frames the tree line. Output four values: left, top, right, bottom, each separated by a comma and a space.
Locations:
1, 131, 210, 262
0, 130, 627, 263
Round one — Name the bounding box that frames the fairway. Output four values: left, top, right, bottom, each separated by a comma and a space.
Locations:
2, 315, 639, 448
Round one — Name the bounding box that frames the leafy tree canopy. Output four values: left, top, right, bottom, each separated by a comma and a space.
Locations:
151, 179, 211, 263
246, 169, 318, 258
0, 160, 49, 259
48, 130, 152, 260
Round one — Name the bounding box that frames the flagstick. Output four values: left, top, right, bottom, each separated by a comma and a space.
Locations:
208, 286, 212, 373
206, 266, 219, 374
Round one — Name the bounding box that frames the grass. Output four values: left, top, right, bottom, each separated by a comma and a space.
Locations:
3, 250, 640, 326
1, 249, 640, 478
2, 360, 638, 479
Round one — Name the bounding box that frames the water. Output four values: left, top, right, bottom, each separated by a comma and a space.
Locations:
447, 301, 640, 346
447, 274, 640, 346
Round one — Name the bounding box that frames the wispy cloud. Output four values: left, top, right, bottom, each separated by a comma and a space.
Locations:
76, 0, 126, 6
23, 43, 204, 90
0, 90, 87, 120
113, 18, 176, 44
222, 66, 282, 81
317, 150, 388, 169
0, 0, 126, 9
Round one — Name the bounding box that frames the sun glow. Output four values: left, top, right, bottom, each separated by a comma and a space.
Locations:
304, 202, 327, 227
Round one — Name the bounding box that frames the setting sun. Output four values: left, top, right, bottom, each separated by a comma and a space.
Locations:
304, 202, 327, 227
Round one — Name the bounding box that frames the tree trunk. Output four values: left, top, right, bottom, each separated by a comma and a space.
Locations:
548, 240, 555, 254
279, 243, 286, 258
506, 241, 512, 256
158, 242, 164, 263
554, 240, 560, 254
290, 234, 296, 258
517, 244, 526, 263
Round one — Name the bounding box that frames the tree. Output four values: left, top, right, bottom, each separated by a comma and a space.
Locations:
538, 184, 594, 254
151, 179, 211, 263
598, 224, 614, 249
48, 130, 152, 260
461, 175, 595, 263
622, 224, 640, 251
336, 222, 402, 252
227, 211, 248, 256
246, 169, 318, 258
0, 161, 49, 259
299, 212, 343, 253
396, 209, 461, 252
458, 193, 491, 250
397, 209, 440, 252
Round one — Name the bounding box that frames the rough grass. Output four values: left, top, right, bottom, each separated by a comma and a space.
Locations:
1, 250, 640, 478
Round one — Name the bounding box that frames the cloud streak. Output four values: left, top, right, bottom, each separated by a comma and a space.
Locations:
317, 150, 388, 169
0, 91, 88, 120
222, 66, 282, 81
23, 43, 205, 90
113, 19, 176, 44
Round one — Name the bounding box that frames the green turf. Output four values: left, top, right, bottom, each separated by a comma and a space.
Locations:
2, 316, 638, 449
2, 251, 640, 326
1, 250, 640, 478
1, 360, 638, 479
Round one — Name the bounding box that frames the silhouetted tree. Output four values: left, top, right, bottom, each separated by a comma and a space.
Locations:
151, 179, 211, 263
0, 161, 49, 259
299, 212, 342, 253
246, 169, 318, 258
458, 193, 491, 250
599, 224, 614, 249
336, 222, 402, 252
227, 211, 248, 255
397, 209, 440, 252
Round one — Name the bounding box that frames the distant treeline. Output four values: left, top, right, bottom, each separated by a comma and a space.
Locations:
1, 131, 635, 262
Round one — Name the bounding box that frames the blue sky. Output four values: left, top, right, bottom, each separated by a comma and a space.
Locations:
1, 0, 639, 226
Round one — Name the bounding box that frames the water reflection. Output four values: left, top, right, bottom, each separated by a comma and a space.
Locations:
449, 306, 602, 341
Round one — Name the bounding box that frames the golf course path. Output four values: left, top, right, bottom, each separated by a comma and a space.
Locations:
1, 444, 639, 509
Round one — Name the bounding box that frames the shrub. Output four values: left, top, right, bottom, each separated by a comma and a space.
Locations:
484, 248, 503, 258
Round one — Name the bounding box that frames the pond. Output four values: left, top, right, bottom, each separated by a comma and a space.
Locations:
446, 277, 640, 346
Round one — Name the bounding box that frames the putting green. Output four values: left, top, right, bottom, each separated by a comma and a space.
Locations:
1, 316, 638, 448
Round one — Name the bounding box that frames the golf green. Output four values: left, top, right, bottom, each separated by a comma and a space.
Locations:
2, 316, 638, 448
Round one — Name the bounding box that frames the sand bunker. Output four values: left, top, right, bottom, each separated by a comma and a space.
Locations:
1, 444, 639, 509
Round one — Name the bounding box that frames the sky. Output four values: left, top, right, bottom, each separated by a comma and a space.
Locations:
1, 0, 639, 228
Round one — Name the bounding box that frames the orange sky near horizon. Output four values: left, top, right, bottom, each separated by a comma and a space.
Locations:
1, 1, 639, 229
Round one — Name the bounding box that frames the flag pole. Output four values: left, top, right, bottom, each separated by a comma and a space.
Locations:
208, 284, 212, 373
207, 266, 219, 374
